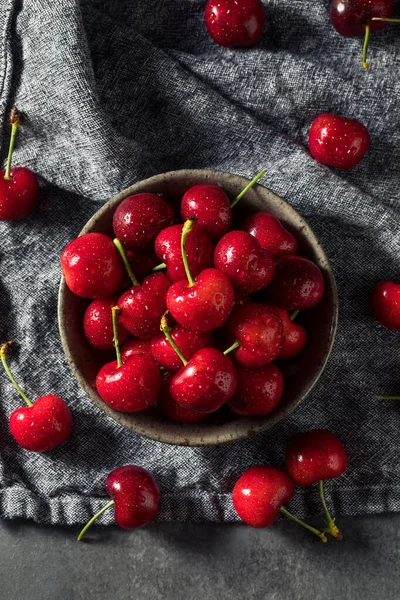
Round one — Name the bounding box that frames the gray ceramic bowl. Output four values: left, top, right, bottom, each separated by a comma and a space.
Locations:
58, 169, 338, 446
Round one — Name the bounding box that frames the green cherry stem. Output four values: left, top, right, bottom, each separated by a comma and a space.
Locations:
111, 306, 123, 368
223, 340, 241, 356
181, 218, 197, 287
362, 22, 371, 69
77, 500, 115, 541
230, 169, 266, 209
113, 238, 139, 287
279, 506, 327, 543
4, 107, 21, 181
0, 341, 33, 406
371, 17, 400, 23
290, 310, 300, 321
160, 314, 188, 366
376, 396, 400, 400
152, 263, 166, 272
318, 480, 342, 540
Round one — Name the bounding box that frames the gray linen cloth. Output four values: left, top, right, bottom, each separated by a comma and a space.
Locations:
0, 0, 399, 525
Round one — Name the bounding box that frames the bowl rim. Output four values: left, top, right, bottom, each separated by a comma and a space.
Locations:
58, 169, 338, 446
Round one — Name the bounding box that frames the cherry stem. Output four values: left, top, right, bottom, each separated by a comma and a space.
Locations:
152, 263, 166, 272
4, 107, 21, 181
111, 306, 123, 368
371, 17, 400, 23
230, 169, 266, 209
279, 506, 327, 542
223, 340, 241, 355
181, 218, 197, 287
77, 500, 114, 541
160, 313, 188, 366
0, 341, 33, 407
113, 238, 139, 287
290, 310, 300, 321
362, 23, 371, 69
318, 480, 342, 540
376, 396, 400, 400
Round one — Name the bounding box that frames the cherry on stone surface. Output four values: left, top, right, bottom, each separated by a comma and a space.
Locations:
151, 323, 213, 372
242, 212, 299, 257
61, 233, 124, 299
266, 305, 307, 360
83, 296, 129, 351
0, 107, 39, 222
330, 0, 392, 37
154, 222, 214, 283
308, 113, 370, 170
158, 372, 206, 423
267, 255, 325, 310
180, 184, 232, 239
204, 0, 265, 47
0, 342, 72, 452
227, 303, 284, 367
120, 337, 152, 362
214, 230, 275, 294
371, 280, 400, 330
77, 465, 160, 540
228, 362, 284, 416
113, 193, 175, 251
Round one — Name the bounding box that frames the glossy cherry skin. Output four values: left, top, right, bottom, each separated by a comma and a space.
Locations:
96, 354, 161, 413
154, 223, 214, 283
113, 193, 175, 251
118, 273, 170, 338
232, 466, 295, 528
158, 372, 206, 422
83, 297, 129, 350
204, 0, 265, 47
371, 281, 400, 330
121, 338, 152, 361
105, 466, 160, 529
309, 113, 370, 170
229, 363, 283, 416
167, 268, 235, 333
285, 429, 347, 487
180, 184, 231, 239
9, 395, 72, 452
330, 0, 392, 37
227, 303, 283, 367
151, 325, 213, 372
61, 233, 124, 299
0, 167, 39, 221
171, 348, 237, 413
267, 256, 325, 310
242, 212, 298, 257
266, 305, 307, 360
214, 230, 275, 294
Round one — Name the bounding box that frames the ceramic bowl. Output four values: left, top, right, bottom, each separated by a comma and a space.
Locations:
58, 169, 338, 446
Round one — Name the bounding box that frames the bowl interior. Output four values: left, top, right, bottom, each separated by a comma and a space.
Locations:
58, 170, 338, 446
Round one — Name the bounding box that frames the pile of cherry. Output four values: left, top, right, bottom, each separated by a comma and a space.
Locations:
61, 174, 326, 421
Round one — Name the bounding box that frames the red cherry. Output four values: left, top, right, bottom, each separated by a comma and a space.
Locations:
126, 250, 160, 278
227, 303, 283, 367
371, 281, 400, 330
61, 233, 124, 298
267, 255, 325, 310
0, 342, 72, 452
154, 222, 214, 282
266, 305, 307, 360
180, 184, 232, 239
309, 113, 370, 170
228, 363, 284, 416
330, 0, 392, 37
171, 347, 237, 413
0, 108, 39, 221
232, 466, 294, 528
214, 230, 275, 294
285, 429, 348, 487
242, 212, 298, 257
78, 465, 160, 540
151, 324, 213, 371
96, 354, 161, 413
83, 297, 129, 350
158, 372, 206, 422
118, 272, 170, 338
113, 193, 175, 251
120, 337, 152, 361
204, 0, 265, 47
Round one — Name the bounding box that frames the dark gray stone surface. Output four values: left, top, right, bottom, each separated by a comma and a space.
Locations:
0, 515, 397, 600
